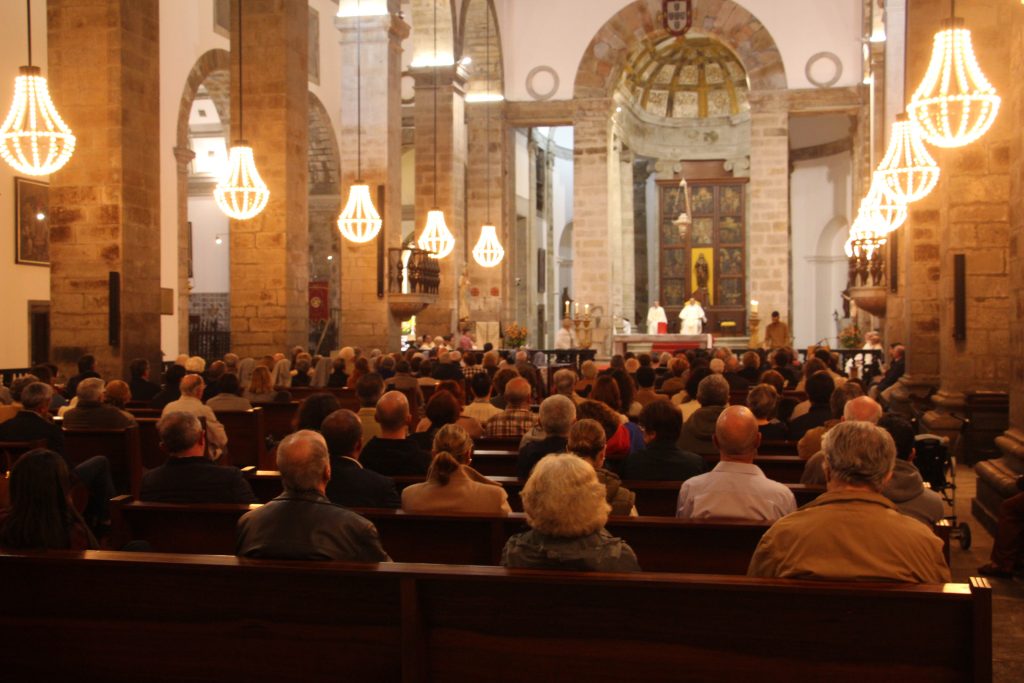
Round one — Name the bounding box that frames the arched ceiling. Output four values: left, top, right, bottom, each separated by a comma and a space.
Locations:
616, 35, 750, 120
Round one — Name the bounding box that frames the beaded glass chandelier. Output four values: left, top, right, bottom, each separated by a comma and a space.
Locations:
844, 212, 887, 261
0, 1, 75, 176
471, 6, 504, 268
417, 1, 455, 259
876, 114, 940, 204
862, 172, 907, 235
906, 5, 999, 149
214, 0, 270, 220
337, 0, 383, 243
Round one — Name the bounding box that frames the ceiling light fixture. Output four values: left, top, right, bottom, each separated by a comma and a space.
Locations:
337, 0, 383, 244
417, 1, 455, 260
876, 114, 940, 204
0, 0, 76, 176
214, 0, 270, 220
472, 6, 504, 268
906, 0, 999, 148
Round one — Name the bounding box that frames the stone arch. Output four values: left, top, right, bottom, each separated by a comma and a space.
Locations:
458, 0, 503, 96
573, 0, 787, 100
173, 49, 231, 354
411, 0, 457, 64
307, 91, 342, 352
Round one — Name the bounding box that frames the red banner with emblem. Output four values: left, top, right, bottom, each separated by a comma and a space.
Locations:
308, 281, 329, 321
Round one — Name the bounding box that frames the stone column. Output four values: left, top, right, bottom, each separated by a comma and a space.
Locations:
919, 0, 1013, 440
619, 147, 636, 327
228, 0, 308, 358
747, 93, 791, 323
173, 146, 195, 355
573, 97, 614, 353
464, 101, 507, 325
411, 64, 468, 338
336, 13, 408, 351
47, 0, 162, 380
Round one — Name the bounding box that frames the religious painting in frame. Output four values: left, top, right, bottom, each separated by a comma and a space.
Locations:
691, 185, 714, 215
15, 177, 49, 266
663, 0, 693, 37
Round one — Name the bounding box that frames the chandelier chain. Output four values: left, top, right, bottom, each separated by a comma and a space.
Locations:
433, 0, 438, 207
356, 0, 362, 178
237, 0, 244, 138
25, 0, 32, 67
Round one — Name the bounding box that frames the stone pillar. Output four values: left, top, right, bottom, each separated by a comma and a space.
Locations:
573, 97, 614, 353
972, 0, 1023, 531
47, 0, 162, 380
173, 146, 195, 355
920, 0, 1013, 440
464, 101, 507, 324
747, 93, 791, 323
411, 64, 467, 338
336, 13, 408, 351
619, 148, 636, 327
228, 0, 308, 358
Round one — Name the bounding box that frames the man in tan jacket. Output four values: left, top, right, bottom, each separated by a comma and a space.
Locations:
748, 420, 950, 583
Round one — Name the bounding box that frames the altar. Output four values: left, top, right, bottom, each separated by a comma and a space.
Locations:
611, 334, 713, 357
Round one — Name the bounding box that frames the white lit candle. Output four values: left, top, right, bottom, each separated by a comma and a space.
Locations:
584, 303, 590, 315
564, 301, 570, 317
574, 302, 579, 317
750, 299, 759, 315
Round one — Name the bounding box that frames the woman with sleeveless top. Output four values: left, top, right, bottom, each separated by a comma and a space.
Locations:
401, 424, 511, 515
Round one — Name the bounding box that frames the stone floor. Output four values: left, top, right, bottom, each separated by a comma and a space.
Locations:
948, 463, 1023, 682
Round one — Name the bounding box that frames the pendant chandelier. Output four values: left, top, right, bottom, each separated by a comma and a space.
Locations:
906, 1, 999, 149
862, 172, 907, 235
214, 0, 270, 221
0, 0, 75, 176
672, 177, 693, 240
844, 213, 887, 261
417, 1, 455, 259
337, 0, 383, 243
471, 5, 504, 268
876, 114, 940, 204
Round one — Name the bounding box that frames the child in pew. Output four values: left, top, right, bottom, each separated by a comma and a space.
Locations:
502, 454, 640, 572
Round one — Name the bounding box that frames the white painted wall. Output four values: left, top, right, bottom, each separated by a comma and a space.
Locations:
790, 151, 852, 348
496, 0, 863, 102
0, 0, 50, 368
187, 195, 231, 293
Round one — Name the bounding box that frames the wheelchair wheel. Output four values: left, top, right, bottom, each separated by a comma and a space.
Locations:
959, 521, 972, 550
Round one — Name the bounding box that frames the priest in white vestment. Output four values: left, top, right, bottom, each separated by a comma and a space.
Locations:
554, 318, 578, 349
646, 301, 668, 334
679, 298, 707, 335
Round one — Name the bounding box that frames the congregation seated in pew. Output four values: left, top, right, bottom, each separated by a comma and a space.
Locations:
567, 418, 637, 516
321, 408, 400, 509
622, 400, 704, 481
162, 374, 227, 461
517, 395, 575, 479
484, 377, 538, 438
402, 424, 511, 515
748, 384, 789, 441
502, 454, 640, 572
236, 430, 390, 562
677, 374, 729, 455
675, 406, 796, 522
353, 391, 430, 476
63, 377, 136, 430
205, 373, 252, 411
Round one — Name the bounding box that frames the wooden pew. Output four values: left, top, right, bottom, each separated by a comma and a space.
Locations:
0, 438, 47, 471
63, 426, 142, 497
252, 401, 299, 441
212, 408, 267, 468
280, 386, 361, 412
108, 496, 952, 572
0, 550, 992, 682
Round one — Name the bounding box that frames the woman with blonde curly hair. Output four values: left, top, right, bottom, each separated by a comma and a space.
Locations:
401, 424, 511, 515
501, 454, 640, 571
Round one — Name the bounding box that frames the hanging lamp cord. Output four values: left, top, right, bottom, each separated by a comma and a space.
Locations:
357, 0, 363, 178
433, 0, 439, 208
485, 6, 491, 224
237, 0, 244, 139
26, 0, 32, 66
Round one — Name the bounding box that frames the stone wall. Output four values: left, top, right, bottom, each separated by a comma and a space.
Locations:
48, 0, 162, 380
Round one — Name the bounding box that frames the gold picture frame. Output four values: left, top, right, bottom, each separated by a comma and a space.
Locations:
15, 177, 49, 266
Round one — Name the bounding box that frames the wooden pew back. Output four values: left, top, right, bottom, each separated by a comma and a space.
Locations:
63, 426, 142, 496
252, 401, 299, 441
0, 550, 992, 682
212, 408, 267, 468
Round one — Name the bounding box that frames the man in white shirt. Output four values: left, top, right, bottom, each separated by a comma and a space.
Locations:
646, 301, 667, 334
676, 405, 796, 521
678, 298, 706, 335
161, 373, 228, 460
554, 318, 577, 349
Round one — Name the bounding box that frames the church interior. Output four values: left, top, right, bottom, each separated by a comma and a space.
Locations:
1, 0, 1024, 678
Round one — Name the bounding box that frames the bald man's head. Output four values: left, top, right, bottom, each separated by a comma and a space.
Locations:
714, 405, 761, 461
375, 390, 411, 431
505, 377, 532, 407
843, 396, 883, 424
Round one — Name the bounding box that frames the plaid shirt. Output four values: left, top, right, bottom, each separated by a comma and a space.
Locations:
484, 407, 538, 438
462, 364, 487, 380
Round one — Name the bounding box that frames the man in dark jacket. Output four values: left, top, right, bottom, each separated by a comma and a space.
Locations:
623, 400, 704, 481
359, 391, 430, 476
65, 354, 100, 400
517, 395, 575, 479
140, 412, 256, 503
0, 381, 63, 452
677, 374, 730, 455
321, 409, 400, 509
788, 371, 836, 441
128, 358, 161, 403
236, 430, 390, 562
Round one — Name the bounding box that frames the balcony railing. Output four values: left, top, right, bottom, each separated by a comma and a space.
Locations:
388, 248, 440, 295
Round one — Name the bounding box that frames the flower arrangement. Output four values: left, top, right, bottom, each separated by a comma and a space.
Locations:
838, 323, 864, 349
503, 322, 528, 348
